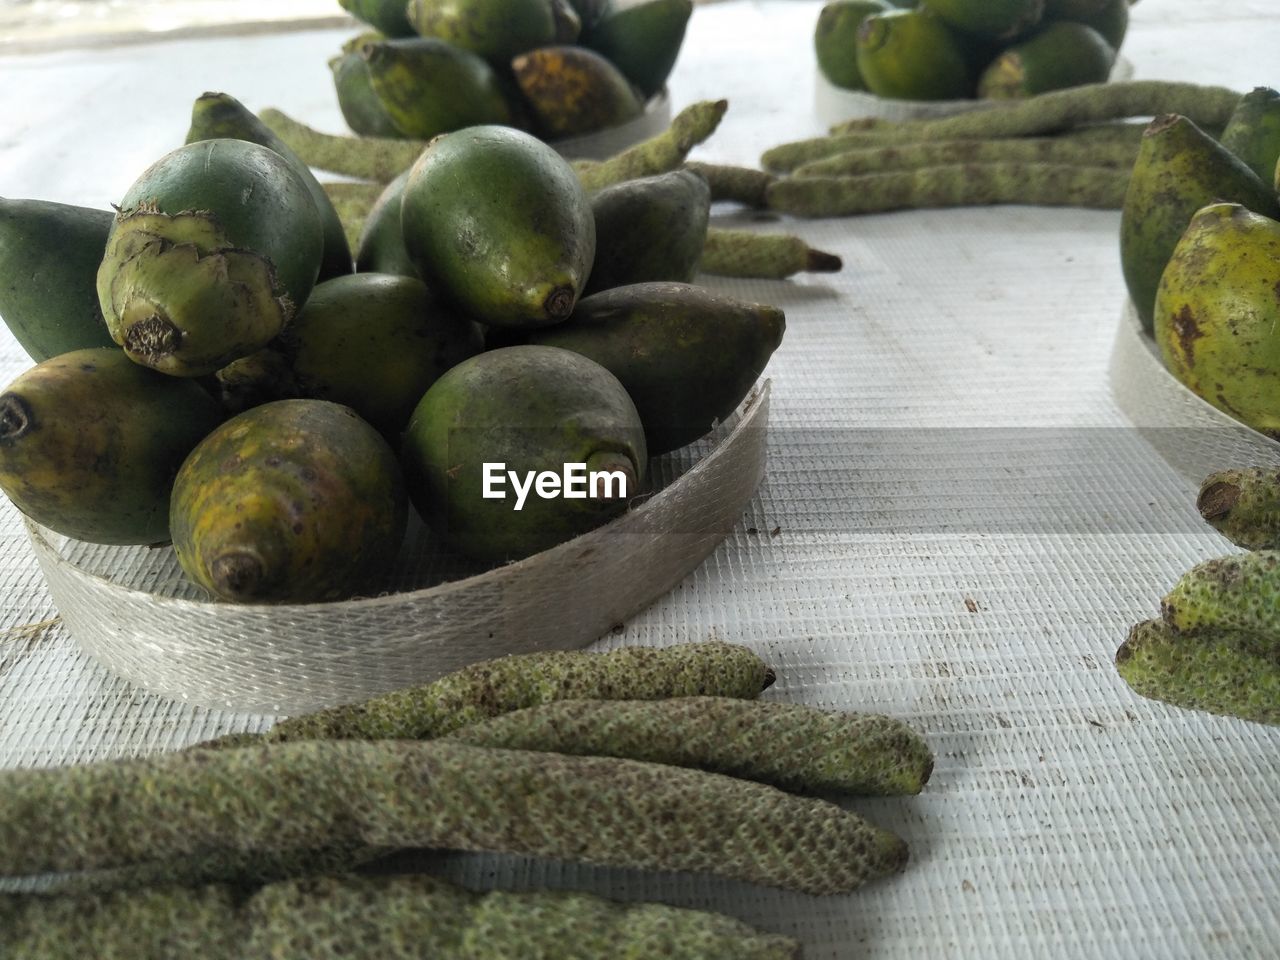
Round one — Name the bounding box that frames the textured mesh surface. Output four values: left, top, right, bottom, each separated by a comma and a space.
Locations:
1, 2, 1278, 957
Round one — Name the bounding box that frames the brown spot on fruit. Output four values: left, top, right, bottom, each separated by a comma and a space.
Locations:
0, 395, 33, 442
124, 313, 182, 363
1172, 304, 1205, 365
1197, 480, 1240, 522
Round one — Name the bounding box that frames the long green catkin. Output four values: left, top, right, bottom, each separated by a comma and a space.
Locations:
827, 80, 1242, 140
790, 137, 1141, 178
0, 740, 907, 895
445, 697, 933, 795
259, 109, 425, 181
2, 873, 802, 959
1197, 467, 1280, 550
766, 163, 1130, 217
1160, 550, 1280, 639
684, 162, 776, 207
262, 101, 729, 192
573, 99, 729, 192
701, 228, 842, 277
201, 641, 773, 749
1116, 619, 1280, 727
762, 122, 1146, 173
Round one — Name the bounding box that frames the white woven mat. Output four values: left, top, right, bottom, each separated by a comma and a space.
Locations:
1, 2, 1277, 957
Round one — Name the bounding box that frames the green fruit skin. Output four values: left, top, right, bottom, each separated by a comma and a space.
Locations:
406, 0, 557, 63
511, 46, 645, 139
401, 126, 595, 328
977, 21, 1114, 99
0, 348, 224, 545
185, 92, 354, 281
355, 172, 418, 278
1119, 114, 1280, 332
855, 10, 977, 101
111, 138, 324, 317
922, 0, 1043, 41
171, 399, 407, 603
339, 0, 416, 36
282, 273, 483, 439
1060, 0, 1128, 50
585, 170, 710, 295
565, 0, 608, 31
1221, 86, 1280, 184
527, 282, 785, 455
1116, 619, 1280, 727
1153, 203, 1280, 436
365, 38, 513, 138
400, 345, 646, 561
0, 198, 117, 362
582, 0, 693, 99
330, 50, 403, 137
814, 1, 890, 91
551, 0, 583, 42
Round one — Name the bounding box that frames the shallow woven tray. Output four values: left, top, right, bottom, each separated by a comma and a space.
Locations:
26, 381, 770, 714
1108, 302, 1280, 484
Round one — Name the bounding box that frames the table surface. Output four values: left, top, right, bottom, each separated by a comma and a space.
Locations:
2, 2, 1278, 957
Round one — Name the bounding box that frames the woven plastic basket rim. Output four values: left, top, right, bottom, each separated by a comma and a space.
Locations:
25, 379, 772, 616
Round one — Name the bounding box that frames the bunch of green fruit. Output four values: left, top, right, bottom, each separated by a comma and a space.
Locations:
815, 0, 1130, 102
0, 93, 785, 605
331, 0, 692, 141
1119, 88, 1280, 437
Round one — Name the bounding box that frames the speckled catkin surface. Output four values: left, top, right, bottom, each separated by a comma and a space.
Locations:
3, 874, 801, 959
204, 641, 771, 748
445, 697, 933, 795
1, 3, 1279, 957
0, 740, 906, 894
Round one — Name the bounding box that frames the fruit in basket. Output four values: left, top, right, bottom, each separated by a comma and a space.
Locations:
355, 172, 415, 277
170, 399, 407, 603
526, 282, 785, 454
400, 126, 595, 328
0, 348, 224, 545
585, 169, 710, 293
97, 139, 324, 377
339, 0, 415, 37
977, 21, 1114, 99
1119, 114, 1280, 333
511, 46, 645, 139
400, 345, 646, 561
185, 91, 354, 281
405, 0, 560, 63
923, 0, 1044, 42
582, 0, 694, 98
1220, 86, 1280, 183
330, 37, 512, 139
1152, 202, 1280, 436
814, 0, 890, 91
1048, 0, 1128, 49
855, 9, 977, 101
0, 198, 116, 362
279, 273, 482, 438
